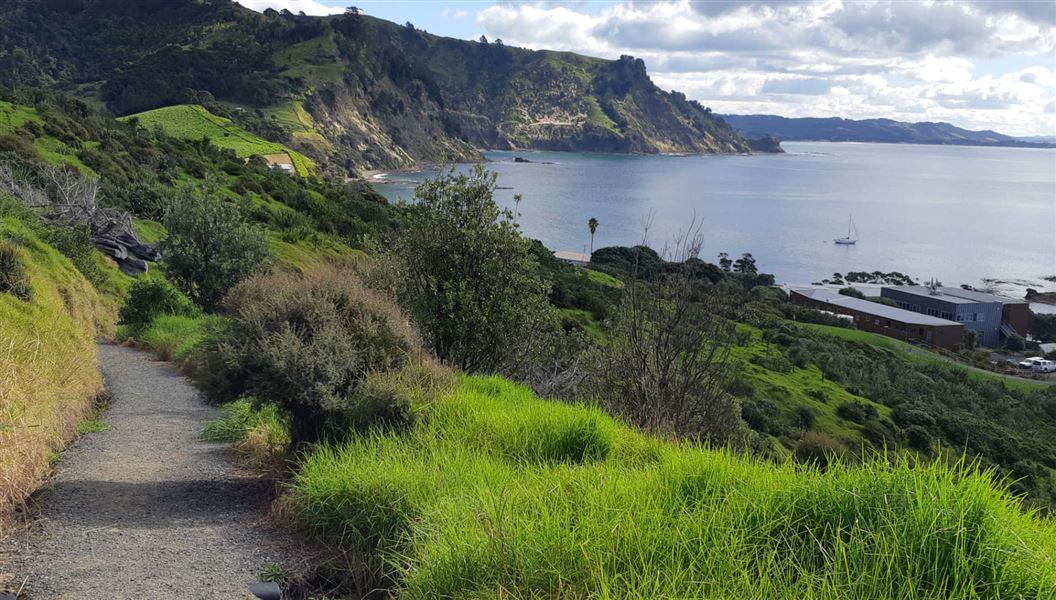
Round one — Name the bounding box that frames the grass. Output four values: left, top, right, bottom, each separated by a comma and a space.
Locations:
798, 322, 1046, 393
118, 314, 219, 363
201, 398, 290, 469
585, 268, 622, 288
122, 105, 315, 176
0, 208, 108, 514
291, 375, 1056, 599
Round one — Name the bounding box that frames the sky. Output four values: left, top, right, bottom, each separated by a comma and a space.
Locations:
237, 1, 1056, 137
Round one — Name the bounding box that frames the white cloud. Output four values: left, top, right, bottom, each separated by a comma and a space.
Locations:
476, 1, 1056, 136
235, 0, 345, 16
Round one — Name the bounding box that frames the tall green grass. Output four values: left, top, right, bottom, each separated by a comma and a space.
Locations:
118, 314, 220, 362
291, 376, 1056, 598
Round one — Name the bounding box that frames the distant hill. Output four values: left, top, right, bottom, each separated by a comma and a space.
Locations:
0, 0, 750, 173
721, 114, 1056, 149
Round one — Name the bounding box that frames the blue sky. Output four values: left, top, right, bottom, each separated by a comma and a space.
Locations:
239, 1, 1056, 136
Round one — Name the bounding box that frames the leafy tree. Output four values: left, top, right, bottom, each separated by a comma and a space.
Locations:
838, 287, 865, 299
717, 252, 732, 272
733, 252, 757, 274
162, 188, 270, 311
383, 164, 555, 373
588, 217, 598, 254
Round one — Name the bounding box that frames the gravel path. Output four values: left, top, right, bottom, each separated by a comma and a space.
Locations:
7, 343, 300, 599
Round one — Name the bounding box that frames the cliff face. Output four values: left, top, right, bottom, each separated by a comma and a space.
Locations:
0, 1, 752, 172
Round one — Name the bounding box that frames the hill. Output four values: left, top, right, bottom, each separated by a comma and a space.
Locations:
122, 105, 315, 176
0, 0, 751, 173
721, 114, 1056, 148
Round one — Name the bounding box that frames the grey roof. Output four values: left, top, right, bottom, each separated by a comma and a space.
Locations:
791, 288, 961, 326
882, 285, 1020, 305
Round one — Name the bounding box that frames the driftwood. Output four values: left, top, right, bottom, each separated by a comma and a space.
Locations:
0, 165, 160, 275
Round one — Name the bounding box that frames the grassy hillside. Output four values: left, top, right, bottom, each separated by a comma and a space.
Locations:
0, 201, 111, 514
123, 104, 315, 176
0, 0, 751, 172
290, 375, 1056, 598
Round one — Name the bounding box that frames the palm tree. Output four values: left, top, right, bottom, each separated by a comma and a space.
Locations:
588, 218, 599, 254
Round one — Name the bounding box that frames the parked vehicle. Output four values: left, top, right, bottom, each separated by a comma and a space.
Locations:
1030, 359, 1056, 373
1018, 357, 1044, 369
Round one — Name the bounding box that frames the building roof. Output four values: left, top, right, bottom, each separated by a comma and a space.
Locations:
554, 251, 592, 263
883, 285, 1019, 305
791, 288, 961, 326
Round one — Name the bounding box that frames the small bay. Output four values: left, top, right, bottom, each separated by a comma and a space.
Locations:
372, 142, 1056, 287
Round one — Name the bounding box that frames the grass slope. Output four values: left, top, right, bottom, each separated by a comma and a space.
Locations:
123, 105, 315, 176
0, 208, 109, 513
292, 376, 1056, 598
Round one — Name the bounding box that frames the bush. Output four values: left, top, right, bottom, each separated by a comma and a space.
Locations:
838, 287, 865, 299
794, 406, 816, 430
42, 224, 104, 288
196, 267, 420, 444
119, 278, 199, 328
794, 432, 845, 468
379, 165, 556, 373
836, 401, 879, 423
0, 240, 32, 301
162, 188, 270, 311
905, 425, 934, 451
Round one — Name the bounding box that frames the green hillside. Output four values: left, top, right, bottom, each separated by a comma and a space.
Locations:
0, 0, 751, 172
122, 105, 314, 176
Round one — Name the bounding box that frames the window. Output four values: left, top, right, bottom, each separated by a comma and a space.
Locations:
926, 307, 938, 317
977, 313, 985, 322
885, 320, 891, 327
940, 311, 953, 320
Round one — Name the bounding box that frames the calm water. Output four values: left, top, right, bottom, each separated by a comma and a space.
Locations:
372, 142, 1056, 286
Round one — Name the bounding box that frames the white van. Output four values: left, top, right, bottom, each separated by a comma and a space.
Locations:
1030, 359, 1056, 373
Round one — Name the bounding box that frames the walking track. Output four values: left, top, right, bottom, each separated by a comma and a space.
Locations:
6, 343, 300, 599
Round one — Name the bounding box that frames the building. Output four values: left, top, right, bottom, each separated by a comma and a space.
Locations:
790, 288, 964, 350
880, 286, 1027, 347
553, 251, 592, 266
262, 153, 295, 174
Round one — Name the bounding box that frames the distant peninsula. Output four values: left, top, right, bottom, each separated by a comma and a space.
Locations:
720, 114, 1055, 149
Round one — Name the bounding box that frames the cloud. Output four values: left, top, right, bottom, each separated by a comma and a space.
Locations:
235, 0, 345, 16
476, 1, 1056, 136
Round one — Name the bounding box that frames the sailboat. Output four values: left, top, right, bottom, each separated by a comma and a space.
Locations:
834, 215, 858, 245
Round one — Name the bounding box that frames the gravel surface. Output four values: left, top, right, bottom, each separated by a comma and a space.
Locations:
7, 343, 301, 599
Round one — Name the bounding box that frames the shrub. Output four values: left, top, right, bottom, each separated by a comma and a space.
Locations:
119, 278, 199, 328
794, 406, 816, 430
196, 267, 420, 444
838, 286, 865, 299
0, 240, 32, 301
162, 187, 270, 311
42, 224, 104, 288
906, 425, 934, 451
794, 432, 845, 468
836, 401, 879, 423
379, 165, 556, 373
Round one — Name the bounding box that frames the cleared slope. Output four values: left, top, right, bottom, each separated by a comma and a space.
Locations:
123, 105, 315, 176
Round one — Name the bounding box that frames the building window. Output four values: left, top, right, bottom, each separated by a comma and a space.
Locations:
977, 313, 985, 322
885, 320, 891, 327
940, 311, 952, 320
926, 307, 938, 317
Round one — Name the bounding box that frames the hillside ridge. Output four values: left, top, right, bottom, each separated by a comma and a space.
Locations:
721, 113, 1055, 148
0, 0, 752, 173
